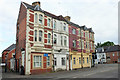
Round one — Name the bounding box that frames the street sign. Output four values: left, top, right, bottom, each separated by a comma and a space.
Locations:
44, 53, 48, 57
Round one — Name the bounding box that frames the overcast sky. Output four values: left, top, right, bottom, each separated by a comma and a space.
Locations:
0, 0, 118, 57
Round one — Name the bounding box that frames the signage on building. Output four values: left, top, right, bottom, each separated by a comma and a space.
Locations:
44, 53, 48, 57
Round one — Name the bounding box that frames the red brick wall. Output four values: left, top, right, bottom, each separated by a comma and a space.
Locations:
16, 2, 27, 71
2, 51, 9, 63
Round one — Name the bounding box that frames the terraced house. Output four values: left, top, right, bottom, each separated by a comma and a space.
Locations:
15, 1, 70, 75
68, 20, 95, 70
15, 1, 95, 75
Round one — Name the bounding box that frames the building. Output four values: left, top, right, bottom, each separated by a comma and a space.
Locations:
16, 1, 70, 75
52, 16, 69, 71
2, 44, 16, 70
68, 21, 95, 69
105, 45, 120, 64
95, 47, 107, 64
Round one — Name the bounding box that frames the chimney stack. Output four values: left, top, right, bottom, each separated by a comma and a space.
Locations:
64, 16, 71, 21
32, 1, 41, 7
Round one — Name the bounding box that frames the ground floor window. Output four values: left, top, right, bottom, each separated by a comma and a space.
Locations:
87, 57, 89, 63
61, 57, 65, 65
47, 56, 50, 67
54, 58, 57, 66
34, 55, 42, 67
83, 57, 84, 64
73, 57, 76, 64
79, 57, 81, 64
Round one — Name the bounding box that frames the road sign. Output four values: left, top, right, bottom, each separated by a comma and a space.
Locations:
44, 53, 48, 57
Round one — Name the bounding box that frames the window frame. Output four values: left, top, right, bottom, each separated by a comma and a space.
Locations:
39, 14, 43, 24
48, 33, 51, 43
39, 30, 42, 42
47, 56, 50, 67
34, 30, 37, 41
33, 55, 42, 68
61, 57, 65, 66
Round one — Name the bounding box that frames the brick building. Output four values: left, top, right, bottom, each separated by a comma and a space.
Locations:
105, 45, 120, 64
2, 44, 16, 70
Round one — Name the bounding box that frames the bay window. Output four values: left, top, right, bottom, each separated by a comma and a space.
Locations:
39, 30, 42, 42
48, 33, 51, 43
39, 14, 43, 24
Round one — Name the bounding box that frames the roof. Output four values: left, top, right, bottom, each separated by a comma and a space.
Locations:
105, 45, 120, 52
96, 47, 104, 53
3, 44, 16, 52
22, 2, 67, 22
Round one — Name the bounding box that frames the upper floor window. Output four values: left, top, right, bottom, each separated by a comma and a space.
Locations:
53, 20, 56, 29
73, 40, 76, 47
79, 40, 81, 48
47, 18, 51, 26
79, 30, 81, 35
81, 31, 84, 37
39, 14, 43, 24
35, 13, 38, 23
54, 34, 57, 44
35, 30, 37, 41
39, 30, 42, 42
63, 23, 66, 31
72, 28, 76, 34
48, 33, 51, 43
86, 42, 87, 49
64, 36, 67, 46
82, 40, 84, 49
61, 36, 63, 46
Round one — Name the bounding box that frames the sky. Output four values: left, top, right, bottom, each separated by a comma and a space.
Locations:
0, 0, 119, 57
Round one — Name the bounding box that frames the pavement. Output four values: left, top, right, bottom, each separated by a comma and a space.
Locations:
1, 64, 119, 79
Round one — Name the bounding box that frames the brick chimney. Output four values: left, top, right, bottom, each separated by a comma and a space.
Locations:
64, 16, 71, 21
32, 1, 41, 7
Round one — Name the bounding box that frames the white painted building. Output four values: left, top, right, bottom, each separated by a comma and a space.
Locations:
96, 47, 107, 64
52, 18, 69, 71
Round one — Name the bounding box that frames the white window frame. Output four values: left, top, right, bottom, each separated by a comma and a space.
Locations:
33, 55, 42, 68
48, 33, 51, 43
39, 14, 43, 24
61, 57, 65, 66
47, 56, 50, 67
39, 30, 42, 42
35, 13, 38, 23
53, 20, 56, 29
47, 18, 51, 27
72, 28, 76, 34
54, 34, 57, 44
34, 30, 37, 41
64, 36, 67, 46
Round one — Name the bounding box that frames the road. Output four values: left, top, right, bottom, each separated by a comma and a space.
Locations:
1, 64, 118, 79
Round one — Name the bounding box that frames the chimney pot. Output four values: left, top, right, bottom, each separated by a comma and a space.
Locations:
64, 16, 71, 21
32, 1, 41, 7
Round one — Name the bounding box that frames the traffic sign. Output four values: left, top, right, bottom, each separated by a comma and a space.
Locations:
44, 53, 48, 57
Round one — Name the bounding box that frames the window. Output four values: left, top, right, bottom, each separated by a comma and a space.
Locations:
39, 30, 42, 42
87, 57, 89, 63
79, 57, 81, 64
54, 34, 57, 44
82, 40, 84, 49
113, 53, 115, 56
61, 36, 63, 46
48, 33, 51, 43
53, 20, 56, 29
47, 56, 50, 67
73, 57, 76, 64
39, 14, 43, 24
64, 36, 67, 46
63, 23, 66, 31
79, 40, 81, 48
34, 55, 42, 67
88, 42, 89, 49
61, 57, 65, 65
73, 40, 76, 47
72, 28, 76, 34
35, 13, 38, 23
47, 18, 51, 26
81, 31, 83, 37
79, 30, 80, 35
35, 30, 37, 41
54, 58, 57, 66
91, 42, 92, 50
83, 57, 84, 64
86, 42, 87, 49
